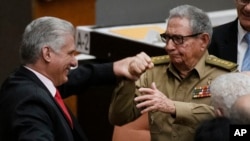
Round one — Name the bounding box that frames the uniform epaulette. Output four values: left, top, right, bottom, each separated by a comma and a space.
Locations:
151, 55, 170, 65
206, 55, 238, 71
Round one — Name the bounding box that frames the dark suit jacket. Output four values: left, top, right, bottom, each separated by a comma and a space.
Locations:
0, 63, 116, 141
208, 19, 238, 63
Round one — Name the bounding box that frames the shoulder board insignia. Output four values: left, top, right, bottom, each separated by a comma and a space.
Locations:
151, 55, 170, 65
206, 55, 238, 71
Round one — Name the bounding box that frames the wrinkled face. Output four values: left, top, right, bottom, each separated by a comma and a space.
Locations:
164, 17, 207, 68
235, 0, 250, 31
48, 34, 78, 86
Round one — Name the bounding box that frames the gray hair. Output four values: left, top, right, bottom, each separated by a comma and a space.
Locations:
168, 5, 213, 40
210, 73, 250, 117
230, 94, 250, 124
20, 16, 75, 64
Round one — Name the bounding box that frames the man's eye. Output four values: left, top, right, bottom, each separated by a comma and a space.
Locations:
173, 36, 182, 40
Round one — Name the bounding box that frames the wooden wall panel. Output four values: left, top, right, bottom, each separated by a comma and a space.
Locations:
32, 0, 95, 26
32, 0, 96, 117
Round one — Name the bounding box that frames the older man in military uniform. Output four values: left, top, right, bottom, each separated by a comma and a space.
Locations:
109, 5, 238, 141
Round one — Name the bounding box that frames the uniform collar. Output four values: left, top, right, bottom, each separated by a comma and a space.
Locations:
167, 51, 208, 80
194, 51, 209, 78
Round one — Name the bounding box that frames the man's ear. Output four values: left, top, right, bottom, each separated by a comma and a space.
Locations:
42, 46, 52, 62
200, 33, 210, 51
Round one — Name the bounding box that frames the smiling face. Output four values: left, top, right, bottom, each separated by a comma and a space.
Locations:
164, 17, 208, 70
46, 34, 78, 86
235, 0, 250, 31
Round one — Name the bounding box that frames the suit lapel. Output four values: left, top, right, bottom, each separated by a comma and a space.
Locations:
19, 66, 88, 140
18, 66, 50, 93
19, 66, 73, 128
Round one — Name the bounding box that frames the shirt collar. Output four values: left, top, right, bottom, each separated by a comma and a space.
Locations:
194, 51, 209, 78
24, 66, 56, 97
167, 51, 208, 79
238, 20, 248, 43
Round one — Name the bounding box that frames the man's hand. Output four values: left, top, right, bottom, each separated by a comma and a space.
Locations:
114, 52, 154, 81
134, 82, 176, 114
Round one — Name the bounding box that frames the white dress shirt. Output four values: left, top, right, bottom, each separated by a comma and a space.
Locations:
237, 20, 249, 71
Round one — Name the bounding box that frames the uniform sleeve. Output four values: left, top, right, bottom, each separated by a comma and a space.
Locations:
109, 79, 142, 126
173, 101, 215, 126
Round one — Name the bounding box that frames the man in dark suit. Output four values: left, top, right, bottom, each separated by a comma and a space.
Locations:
208, 0, 250, 71
208, 19, 238, 63
0, 16, 154, 141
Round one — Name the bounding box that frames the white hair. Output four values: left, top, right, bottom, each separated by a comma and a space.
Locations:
210, 72, 250, 117
230, 94, 250, 124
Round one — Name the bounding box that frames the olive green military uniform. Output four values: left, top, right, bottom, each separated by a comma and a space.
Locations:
109, 51, 238, 141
